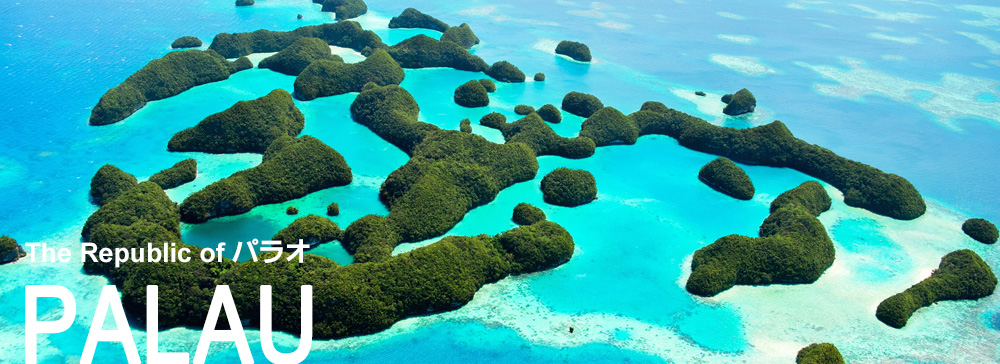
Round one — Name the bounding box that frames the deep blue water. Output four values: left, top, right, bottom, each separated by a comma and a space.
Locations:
2, 0, 1000, 363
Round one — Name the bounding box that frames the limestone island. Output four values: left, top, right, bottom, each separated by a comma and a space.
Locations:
698, 157, 755, 200
388, 8, 449, 32
963, 218, 998, 244
90, 164, 138, 206
537, 104, 561, 123
259, 37, 344, 76
272, 215, 342, 250
479, 79, 496, 92
327, 202, 340, 216
514, 105, 535, 115
513, 203, 546, 225
80, 164, 575, 337
562, 91, 604, 118
171, 36, 202, 49
876, 249, 997, 328
294, 49, 404, 100
149, 158, 197, 190
686, 181, 835, 296
796, 343, 844, 364
541, 168, 598, 207
629, 101, 925, 220
441, 23, 480, 49
345, 84, 540, 262
235, 0, 254, 6
0, 236, 26, 265
454, 80, 489, 108
486, 61, 526, 83
179, 135, 352, 223
479, 112, 595, 159
169, 89, 304, 153
580, 107, 638, 146
318, 0, 368, 20
722, 88, 756, 116
555, 40, 592, 62
387, 35, 487, 72
208, 21, 384, 59
534, 72, 546, 81
89, 50, 252, 126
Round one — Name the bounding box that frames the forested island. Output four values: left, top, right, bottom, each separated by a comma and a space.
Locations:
555, 40, 592, 62
89, 50, 252, 126
82, 164, 574, 336
699, 157, 755, 200
180, 136, 353, 223
541, 168, 598, 207
687, 181, 835, 296
876, 249, 996, 328
149, 159, 197, 190
0, 236, 26, 265
169, 89, 304, 153
76, 3, 966, 347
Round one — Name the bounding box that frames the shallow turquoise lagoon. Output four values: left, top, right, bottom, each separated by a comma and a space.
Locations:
2, 0, 1000, 363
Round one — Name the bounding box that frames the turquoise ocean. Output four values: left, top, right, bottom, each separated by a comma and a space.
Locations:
1, 0, 1000, 362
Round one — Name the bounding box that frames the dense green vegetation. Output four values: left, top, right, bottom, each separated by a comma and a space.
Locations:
722, 88, 756, 116
149, 159, 197, 190
81, 165, 575, 338
84, 177, 226, 328
0, 236, 26, 264
169, 89, 305, 153
388, 8, 449, 32
287, 206, 299, 215
320, 0, 367, 20
479, 112, 506, 129
537, 104, 561, 123
698, 157, 755, 200
876, 249, 997, 328
480, 112, 595, 159
441, 23, 479, 49
236, 0, 254, 6
963, 218, 998, 244
387, 35, 488, 72
555, 40, 592, 62
460, 118, 472, 133
454, 80, 490, 108
686, 181, 835, 296
83, 180, 182, 241
347, 84, 540, 262
89, 50, 250, 126
357, 131, 538, 261
634, 102, 926, 220
485, 61, 526, 83
179, 136, 353, 223
225, 221, 573, 338
514, 105, 535, 115
541, 168, 597, 207
534, 73, 545, 81
294, 49, 404, 100
796, 343, 844, 364
171, 36, 202, 49
579, 107, 638, 146
208, 21, 385, 58
512, 203, 546, 225
327, 202, 340, 216
272, 215, 342, 249
90, 164, 139, 206
561, 91, 603, 117
259, 37, 341, 76
478, 79, 496, 92
349, 84, 440, 155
